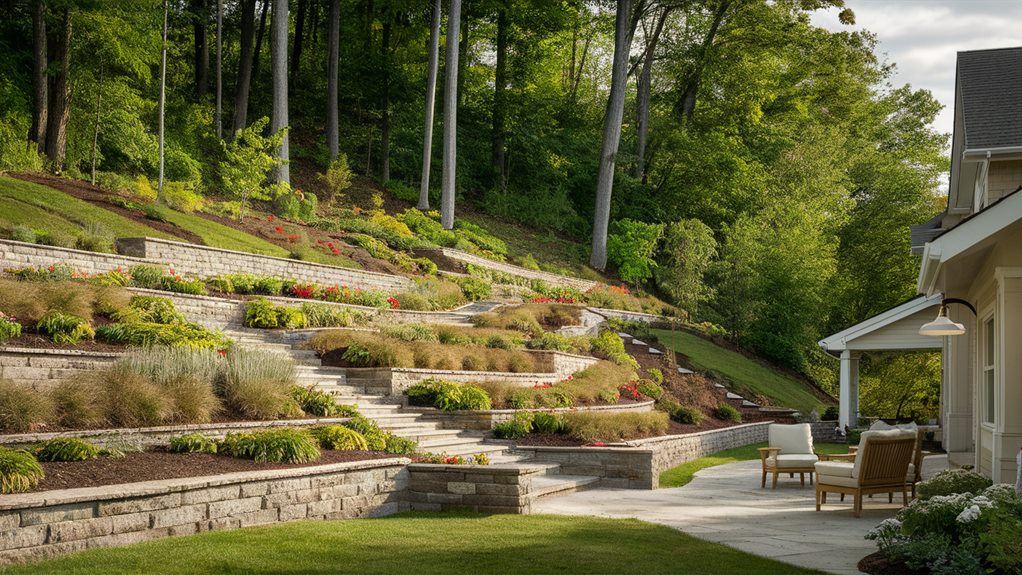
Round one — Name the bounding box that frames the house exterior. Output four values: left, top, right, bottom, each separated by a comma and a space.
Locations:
821, 47, 1022, 482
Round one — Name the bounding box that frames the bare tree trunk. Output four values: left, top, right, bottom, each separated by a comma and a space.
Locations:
590, 0, 637, 270
677, 0, 732, 125
291, 0, 307, 86
418, 0, 442, 209
380, 21, 391, 182
215, 0, 222, 138
634, 8, 669, 182
491, 0, 508, 189
157, 0, 168, 200
233, 0, 256, 135
270, 0, 289, 185
570, 25, 593, 101
45, 8, 72, 172
90, 66, 103, 185
192, 0, 209, 98
440, 0, 462, 230
252, 0, 269, 82
456, 12, 468, 110
326, 0, 340, 161
30, 0, 47, 151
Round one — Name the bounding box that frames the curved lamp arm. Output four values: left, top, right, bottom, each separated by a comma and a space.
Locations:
943, 298, 977, 315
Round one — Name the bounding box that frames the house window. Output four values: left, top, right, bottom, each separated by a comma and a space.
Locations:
982, 317, 995, 425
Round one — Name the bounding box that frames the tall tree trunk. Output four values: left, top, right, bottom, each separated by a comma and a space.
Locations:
44, 8, 72, 172
456, 12, 468, 110
569, 24, 593, 101
678, 0, 732, 125
215, 0, 223, 138
192, 0, 209, 98
90, 65, 103, 185
252, 0, 269, 82
491, 1, 507, 188
590, 0, 638, 270
233, 0, 256, 135
157, 0, 168, 200
418, 0, 442, 209
326, 0, 340, 161
30, 0, 47, 151
291, 0, 307, 86
440, 0, 462, 230
380, 21, 391, 182
270, 0, 290, 185
634, 8, 669, 182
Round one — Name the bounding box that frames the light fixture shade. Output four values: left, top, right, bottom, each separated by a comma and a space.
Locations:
919, 305, 966, 336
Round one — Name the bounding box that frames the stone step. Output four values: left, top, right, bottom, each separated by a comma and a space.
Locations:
529, 474, 600, 500
385, 428, 466, 444
423, 442, 510, 458
417, 434, 494, 450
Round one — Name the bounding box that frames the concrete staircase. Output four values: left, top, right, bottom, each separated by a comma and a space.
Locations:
222, 326, 600, 500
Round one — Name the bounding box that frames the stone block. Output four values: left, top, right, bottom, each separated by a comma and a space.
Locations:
167, 523, 199, 537
278, 504, 308, 522
264, 488, 319, 508
0, 526, 48, 551
461, 494, 523, 507
203, 518, 241, 532
476, 483, 526, 496
20, 503, 96, 526
98, 494, 180, 517
462, 473, 496, 484
235, 508, 279, 527
47, 517, 115, 543
447, 482, 476, 495
239, 481, 270, 497
306, 499, 339, 518
109, 512, 152, 534
151, 504, 207, 529
0, 512, 19, 531
181, 485, 241, 505
267, 478, 311, 494
425, 493, 462, 505
208, 496, 262, 518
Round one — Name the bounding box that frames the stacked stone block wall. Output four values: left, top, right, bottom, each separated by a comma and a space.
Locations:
426, 248, 598, 291
422, 401, 655, 431
0, 348, 119, 389
407, 463, 539, 514
0, 459, 409, 564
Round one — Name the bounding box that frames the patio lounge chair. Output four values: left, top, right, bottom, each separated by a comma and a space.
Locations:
814, 429, 916, 517
759, 423, 819, 489
866, 421, 926, 497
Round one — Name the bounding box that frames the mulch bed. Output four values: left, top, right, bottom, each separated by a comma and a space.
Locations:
34, 448, 398, 493
1, 334, 126, 353
858, 552, 925, 575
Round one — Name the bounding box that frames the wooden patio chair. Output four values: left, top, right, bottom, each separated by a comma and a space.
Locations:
759, 423, 819, 489
814, 429, 916, 517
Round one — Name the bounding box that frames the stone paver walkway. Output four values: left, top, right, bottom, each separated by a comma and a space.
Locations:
534, 455, 949, 575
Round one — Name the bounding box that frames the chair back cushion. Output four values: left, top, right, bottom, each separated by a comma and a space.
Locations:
867, 423, 925, 481
768, 423, 814, 455
852, 429, 916, 482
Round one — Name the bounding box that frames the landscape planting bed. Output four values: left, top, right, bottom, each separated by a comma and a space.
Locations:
33, 449, 397, 492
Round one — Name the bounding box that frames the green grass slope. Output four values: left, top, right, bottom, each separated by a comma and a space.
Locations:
0, 176, 181, 241
0, 513, 824, 575
151, 205, 289, 257
652, 328, 831, 413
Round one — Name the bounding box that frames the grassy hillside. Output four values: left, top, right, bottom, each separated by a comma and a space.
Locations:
652, 328, 831, 413
150, 205, 289, 257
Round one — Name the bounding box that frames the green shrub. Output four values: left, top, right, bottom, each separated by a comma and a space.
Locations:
382, 433, 418, 455
118, 296, 185, 324
220, 428, 320, 464
822, 406, 839, 421
982, 497, 1022, 574
341, 416, 387, 451
917, 469, 993, 500
0, 378, 54, 433
169, 433, 219, 454
222, 349, 296, 419
562, 411, 669, 443
34, 437, 102, 462
51, 378, 105, 428
590, 330, 639, 368
243, 298, 306, 329
36, 311, 94, 345
514, 254, 541, 270
406, 379, 492, 411
415, 257, 439, 276
453, 276, 492, 301
673, 405, 704, 425
712, 404, 742, 422
310, 425, 369, 451
647, 368, 664, 385
382, 323, 438, 342
526, 332, 573, 352
493, 411, 534, 439
532, 413, 565, 434
0, 313, 21, 342
607, 219, 664, 285
318, 155, 354, 205
128, 265, 167, 289
635, 379, 663, 400
301, 303, 366, 328
0, 447, 45, 494
290, 385, 350, 417
96, 321, 231, 350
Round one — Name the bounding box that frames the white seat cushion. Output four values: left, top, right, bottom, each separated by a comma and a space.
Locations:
852, 429, 917, 478
869, 420, 918, 432
775, 454, 818, 468
815, 461, 853, 477
768, 423, 814, 455
816, 474, 859, 488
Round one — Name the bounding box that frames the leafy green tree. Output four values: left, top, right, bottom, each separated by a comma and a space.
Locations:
607, 218, 663, 286
655, 219, 717, 315
859, 352, 941, 421
219, 117, 283, 220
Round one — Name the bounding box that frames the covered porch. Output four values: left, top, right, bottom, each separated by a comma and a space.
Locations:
818, 295, 944, 432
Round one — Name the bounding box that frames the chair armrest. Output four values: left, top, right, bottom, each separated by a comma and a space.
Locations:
818, 453, 856, 462
758, 447, 780, 467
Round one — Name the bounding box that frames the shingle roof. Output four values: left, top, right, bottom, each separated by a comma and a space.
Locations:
958, 47, 1022, 150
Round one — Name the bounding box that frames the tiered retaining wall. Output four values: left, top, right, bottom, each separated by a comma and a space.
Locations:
421, 400, 655, 431
516, 422, 773, 489
421, 248, 598, 291
347, 365, 574, 396
0, 348, 119, 389
0, 458, 409, 565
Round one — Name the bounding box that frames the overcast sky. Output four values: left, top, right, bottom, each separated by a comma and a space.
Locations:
811, 0, 1022, 138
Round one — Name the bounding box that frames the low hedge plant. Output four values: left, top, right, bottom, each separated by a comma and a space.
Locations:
310, 425, 369, 451
562, 411, 669, 443
244, 298, 307, 329
34, 437, 103, 462
405, 379, 492, 411
169, 432, 219, 454
712, 404, 742, 423
219, 428, 320, 464
0, 447, 45, 494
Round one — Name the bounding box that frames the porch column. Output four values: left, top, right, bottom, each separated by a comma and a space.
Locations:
839, 350, 861, 431
942, 304, 974, 453
994, 269, 1022, 483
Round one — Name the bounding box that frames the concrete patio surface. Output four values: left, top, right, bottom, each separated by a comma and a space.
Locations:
534, 454, 949, 575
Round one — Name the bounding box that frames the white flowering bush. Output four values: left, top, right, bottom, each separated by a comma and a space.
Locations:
865, 475, 1021, 575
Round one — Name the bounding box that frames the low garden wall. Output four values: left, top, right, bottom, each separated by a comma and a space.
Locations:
346, 367, 566, 396
422, 247, 598, 291
420, 401, 656, 431
0, 347, 119, 388
0, 417, 354, 449
0, 458, 410, 564
515, 421, 773, 489
407, 463, 546, 514
0, 239, 148, 276
117, 237, 412, 292
588, 307, 665, 324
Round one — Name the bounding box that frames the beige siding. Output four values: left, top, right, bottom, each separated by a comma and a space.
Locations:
847, 309, 943, 351
987, 159, 1022, 205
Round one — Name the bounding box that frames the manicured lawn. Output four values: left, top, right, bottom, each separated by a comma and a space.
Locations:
651, 328, 830, 413
659, 442, 849, 488
0, 513, 825, 575
0, 176, 180, 241
151, 206, 290, 257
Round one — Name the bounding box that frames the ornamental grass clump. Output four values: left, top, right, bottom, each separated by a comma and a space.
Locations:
50, 378, 105, 428
405, 379, 492, 411
310, 425, 369, 451
220, 428, 320, 464
99, 366, 171, 427
0, 447, 44, 494
0, 377, 54, 433
290, 385, 355, 417
562, 412, 669, 443
222, 349, 296, 419
492, 412, 534, 440
117, 347, 222, 423
34, 437, 103, 462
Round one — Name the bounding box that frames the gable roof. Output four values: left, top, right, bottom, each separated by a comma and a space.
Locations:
958, 47, 1022, 150
818, 294, 943, 356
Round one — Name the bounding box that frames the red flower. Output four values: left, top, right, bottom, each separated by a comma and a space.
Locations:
275, 226, 284, 234
387, 297, 400, 309
47, 266, 55, 273
591, 441, 607, 447
267, 215, 275, 222
286, 235, 299, 243
217, 349, 228, 358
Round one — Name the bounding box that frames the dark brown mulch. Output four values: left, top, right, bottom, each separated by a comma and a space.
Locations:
34, 448, 398, 492
514, 433, 584, 447
858, 552, 926, 575
2, 333, 126, 353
